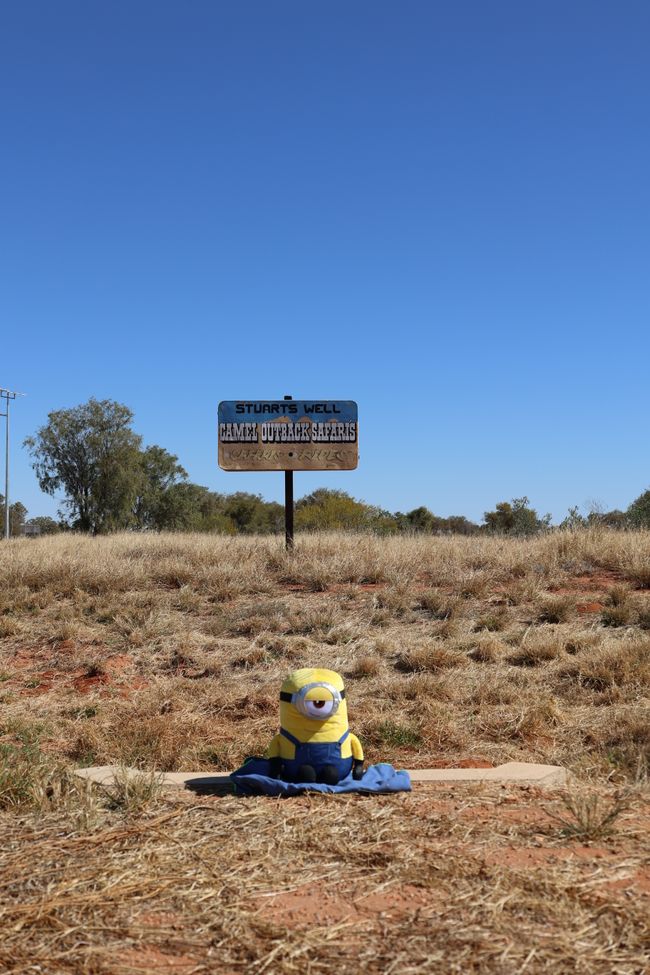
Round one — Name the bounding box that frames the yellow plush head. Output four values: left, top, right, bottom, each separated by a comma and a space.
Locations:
280, 667, 349, 743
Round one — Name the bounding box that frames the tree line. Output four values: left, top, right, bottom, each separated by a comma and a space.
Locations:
5, 397, 650, 537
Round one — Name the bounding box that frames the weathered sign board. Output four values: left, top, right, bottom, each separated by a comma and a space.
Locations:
218, 400, 358, 472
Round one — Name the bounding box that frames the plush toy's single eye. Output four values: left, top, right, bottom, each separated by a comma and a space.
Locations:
291, 682, 342, 719
303, 699, 335, 718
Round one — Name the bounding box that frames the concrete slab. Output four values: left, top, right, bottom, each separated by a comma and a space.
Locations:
74, 765, 234, 796
75, 761, 568, 791
408, 762, 568, 786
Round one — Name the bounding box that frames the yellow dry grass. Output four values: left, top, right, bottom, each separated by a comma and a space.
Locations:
1, 529, 649, 973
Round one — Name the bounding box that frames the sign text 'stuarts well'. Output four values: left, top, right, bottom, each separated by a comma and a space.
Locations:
218, 401, 358, 471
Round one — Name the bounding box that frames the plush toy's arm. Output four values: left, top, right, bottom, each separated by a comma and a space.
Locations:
265, 734, 283, 779
349, 733, 364, 761
349, 733, 365, 780
265, 734, 282, 759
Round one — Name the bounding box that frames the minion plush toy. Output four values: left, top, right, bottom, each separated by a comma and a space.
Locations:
265, 668, 364, 784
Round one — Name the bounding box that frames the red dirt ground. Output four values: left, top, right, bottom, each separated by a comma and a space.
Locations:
549, 571, 622, 593
255, 879, 435, 928
576, 602, 604, 614
4, 646, 148, 699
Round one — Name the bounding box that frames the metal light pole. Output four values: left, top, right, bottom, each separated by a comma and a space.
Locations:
1, 388, 24, 539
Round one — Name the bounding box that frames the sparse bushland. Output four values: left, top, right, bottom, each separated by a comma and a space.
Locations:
1, 529, 649, 973
1, 527, 648, 779
15, 398, 650, 542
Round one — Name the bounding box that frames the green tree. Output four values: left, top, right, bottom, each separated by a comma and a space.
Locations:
483, 497, 550, 536
296, 489, 375, 531
402, 506, 437, 532
223, 492, 284, 533
133, 445, 188, 529
0, 494, 28, 537
627, 489, 650, 528
24, 399, 143, 534
10, 501, 27, 537
25, 516, 61, 535
394, 508, 478, 535
445, 515, 479, 535
153, 483, 235, 533
363, 505, 400, 534
560, 506, 588, 530
588, 509, 628, 529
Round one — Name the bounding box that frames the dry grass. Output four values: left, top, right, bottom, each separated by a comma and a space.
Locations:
1, 528, 648, 776
0, 776, 648, 974
1, 528, 649, 972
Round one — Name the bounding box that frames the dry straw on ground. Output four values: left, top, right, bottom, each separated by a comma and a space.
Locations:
1, 529, 649, 973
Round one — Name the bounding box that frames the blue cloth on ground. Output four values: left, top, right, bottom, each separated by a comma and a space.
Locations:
229, 757, 411, 796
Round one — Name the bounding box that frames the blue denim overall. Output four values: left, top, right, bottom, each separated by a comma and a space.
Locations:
280, 728, 352, 781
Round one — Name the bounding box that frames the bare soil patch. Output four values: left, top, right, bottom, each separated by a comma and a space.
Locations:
256, 879, 434, 928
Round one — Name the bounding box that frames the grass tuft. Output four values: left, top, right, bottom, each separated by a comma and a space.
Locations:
350, 655, 380, 678
102, 766, 164, 814
549, 788, 635, 841
537, 595, 574, 624
395, 644, 467, 673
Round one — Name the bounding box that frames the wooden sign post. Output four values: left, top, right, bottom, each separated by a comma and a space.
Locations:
218, 397, 358, 550
283, 395, 294, 550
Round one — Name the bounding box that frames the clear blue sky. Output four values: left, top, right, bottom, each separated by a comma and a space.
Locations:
2, 1, 649, 524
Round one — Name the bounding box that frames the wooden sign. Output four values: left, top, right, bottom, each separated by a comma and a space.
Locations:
218, 400, 358, 471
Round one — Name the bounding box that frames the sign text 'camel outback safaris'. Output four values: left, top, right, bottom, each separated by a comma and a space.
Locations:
218, 400, 358, 472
